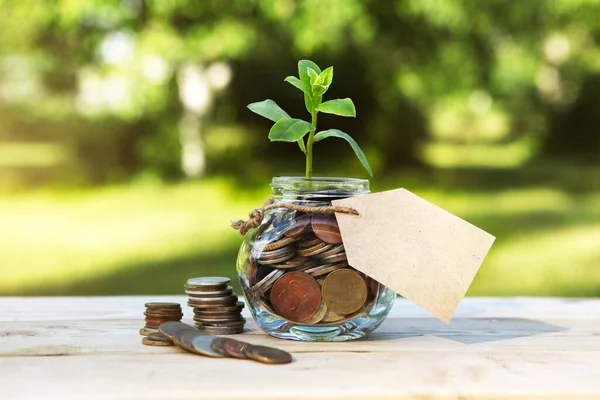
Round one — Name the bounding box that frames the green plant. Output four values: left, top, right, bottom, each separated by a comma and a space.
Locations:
247, 60, 372, 179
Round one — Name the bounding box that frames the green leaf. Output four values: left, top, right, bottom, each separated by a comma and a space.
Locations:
297, 138, 306, 154
313, 129, 373, 176
284, 76, 311, 95
312, 84, 327, 97
298, 60, 321, 85
318, 66, 333, 87
269, 118, 314, 142
307, 68, 319, 86
247, 99, 290, 122
304, 93, 322, 113
316, 98, 356, 117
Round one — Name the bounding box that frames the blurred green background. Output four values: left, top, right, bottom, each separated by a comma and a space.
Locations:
1, 0, 599, 297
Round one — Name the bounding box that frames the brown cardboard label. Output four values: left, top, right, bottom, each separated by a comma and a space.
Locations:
332, 188, 495, 323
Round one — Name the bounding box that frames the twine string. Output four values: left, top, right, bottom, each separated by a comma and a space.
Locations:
231, 198, 359, 236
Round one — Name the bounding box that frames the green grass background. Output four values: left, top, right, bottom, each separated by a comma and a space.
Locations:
2, 172, 599, 297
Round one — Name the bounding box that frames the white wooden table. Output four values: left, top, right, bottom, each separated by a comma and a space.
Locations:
1, 297, 599, 399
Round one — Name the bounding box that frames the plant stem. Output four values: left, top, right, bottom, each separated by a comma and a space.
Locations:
305, 103, 318, 179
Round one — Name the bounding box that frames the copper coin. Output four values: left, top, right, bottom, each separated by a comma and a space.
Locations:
242, 345, 293, 365
193, 315, 245, 324
311, 214, 342, 244
192, 302, 245, 315
283, 215, 311, 237
296, 236, 323, 249
270, 271, 322, 323
144, 302, 181, 309
210, 337, 233, 357
274, 256, 308, 270
196, 325, 245, 335
144, 312, 183, 318
187, 295, 238, 308
322, 269, 367, 315
223, 339, 250, 359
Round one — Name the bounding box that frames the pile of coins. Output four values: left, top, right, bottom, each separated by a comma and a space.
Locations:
140, 302, 183, 337
244, 212, 380, 326
159, 322, 292, 364
185, 277, 246, 335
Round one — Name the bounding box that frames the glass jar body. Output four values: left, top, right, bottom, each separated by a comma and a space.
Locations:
236, 177, 396, 341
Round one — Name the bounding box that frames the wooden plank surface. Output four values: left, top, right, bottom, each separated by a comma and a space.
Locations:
1, 297, 599, 400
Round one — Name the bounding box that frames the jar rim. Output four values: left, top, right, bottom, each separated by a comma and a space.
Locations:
271, 176, 369, 185
270, 176, 370, 197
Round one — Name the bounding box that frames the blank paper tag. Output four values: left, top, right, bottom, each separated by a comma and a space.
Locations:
333, 188, 495, 324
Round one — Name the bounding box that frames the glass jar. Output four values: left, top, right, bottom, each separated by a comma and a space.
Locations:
236, 177, 396, 341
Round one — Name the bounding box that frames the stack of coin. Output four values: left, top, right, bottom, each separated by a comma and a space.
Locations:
245, 212, 381, 326
140, 302, 183, 337
185, 277, 245, 335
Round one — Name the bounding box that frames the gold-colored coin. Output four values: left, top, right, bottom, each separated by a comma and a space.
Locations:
322, 269, 368, 315
321, 307, 346, 323
139, 327, 158, 336
303, 301, 328, 325
263, 236, 296, 251
297, 242, 331, 257
242, 345, 293, 364
142, 336, 174, 346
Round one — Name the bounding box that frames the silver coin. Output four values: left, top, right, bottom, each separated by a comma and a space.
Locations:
197, 319, 246, 328
177, 330, 224, 358
297, 243, 333, 257
319, 252, 348, 264
198, 326, 245, 335
257, 252, 295, 265
252, 269, 284, 294
193, 315, 245, 323
187, 295, 239, 308
186, 277, 230, 287
186, 287, 234, 297
314, 244, 345, 258
305, 262, 346, 277
257, 245, 295, 260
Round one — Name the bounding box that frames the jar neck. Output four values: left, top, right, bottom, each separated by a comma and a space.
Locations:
270, 176, 370, 203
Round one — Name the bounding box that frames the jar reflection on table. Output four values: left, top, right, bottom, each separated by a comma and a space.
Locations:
236, 177, 396, 342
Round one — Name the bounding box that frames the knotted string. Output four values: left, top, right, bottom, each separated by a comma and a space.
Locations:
231, 198, 359, 236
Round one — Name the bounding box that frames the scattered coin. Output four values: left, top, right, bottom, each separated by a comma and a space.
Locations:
177, 330, 225, 358
243, 345, 293, 365
270, 272, 321, 323
158, 321, 198, 341
322, 269, 368, 315
311, 214, 343, 244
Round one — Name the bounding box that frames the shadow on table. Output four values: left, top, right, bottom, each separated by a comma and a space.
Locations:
364, 317, 567, 345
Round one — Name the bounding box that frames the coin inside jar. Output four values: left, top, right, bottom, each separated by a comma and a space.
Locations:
322, 269, 368, 315
311, 214, 342, 244
283, 215, 311, 237
270, 271, 322, 323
